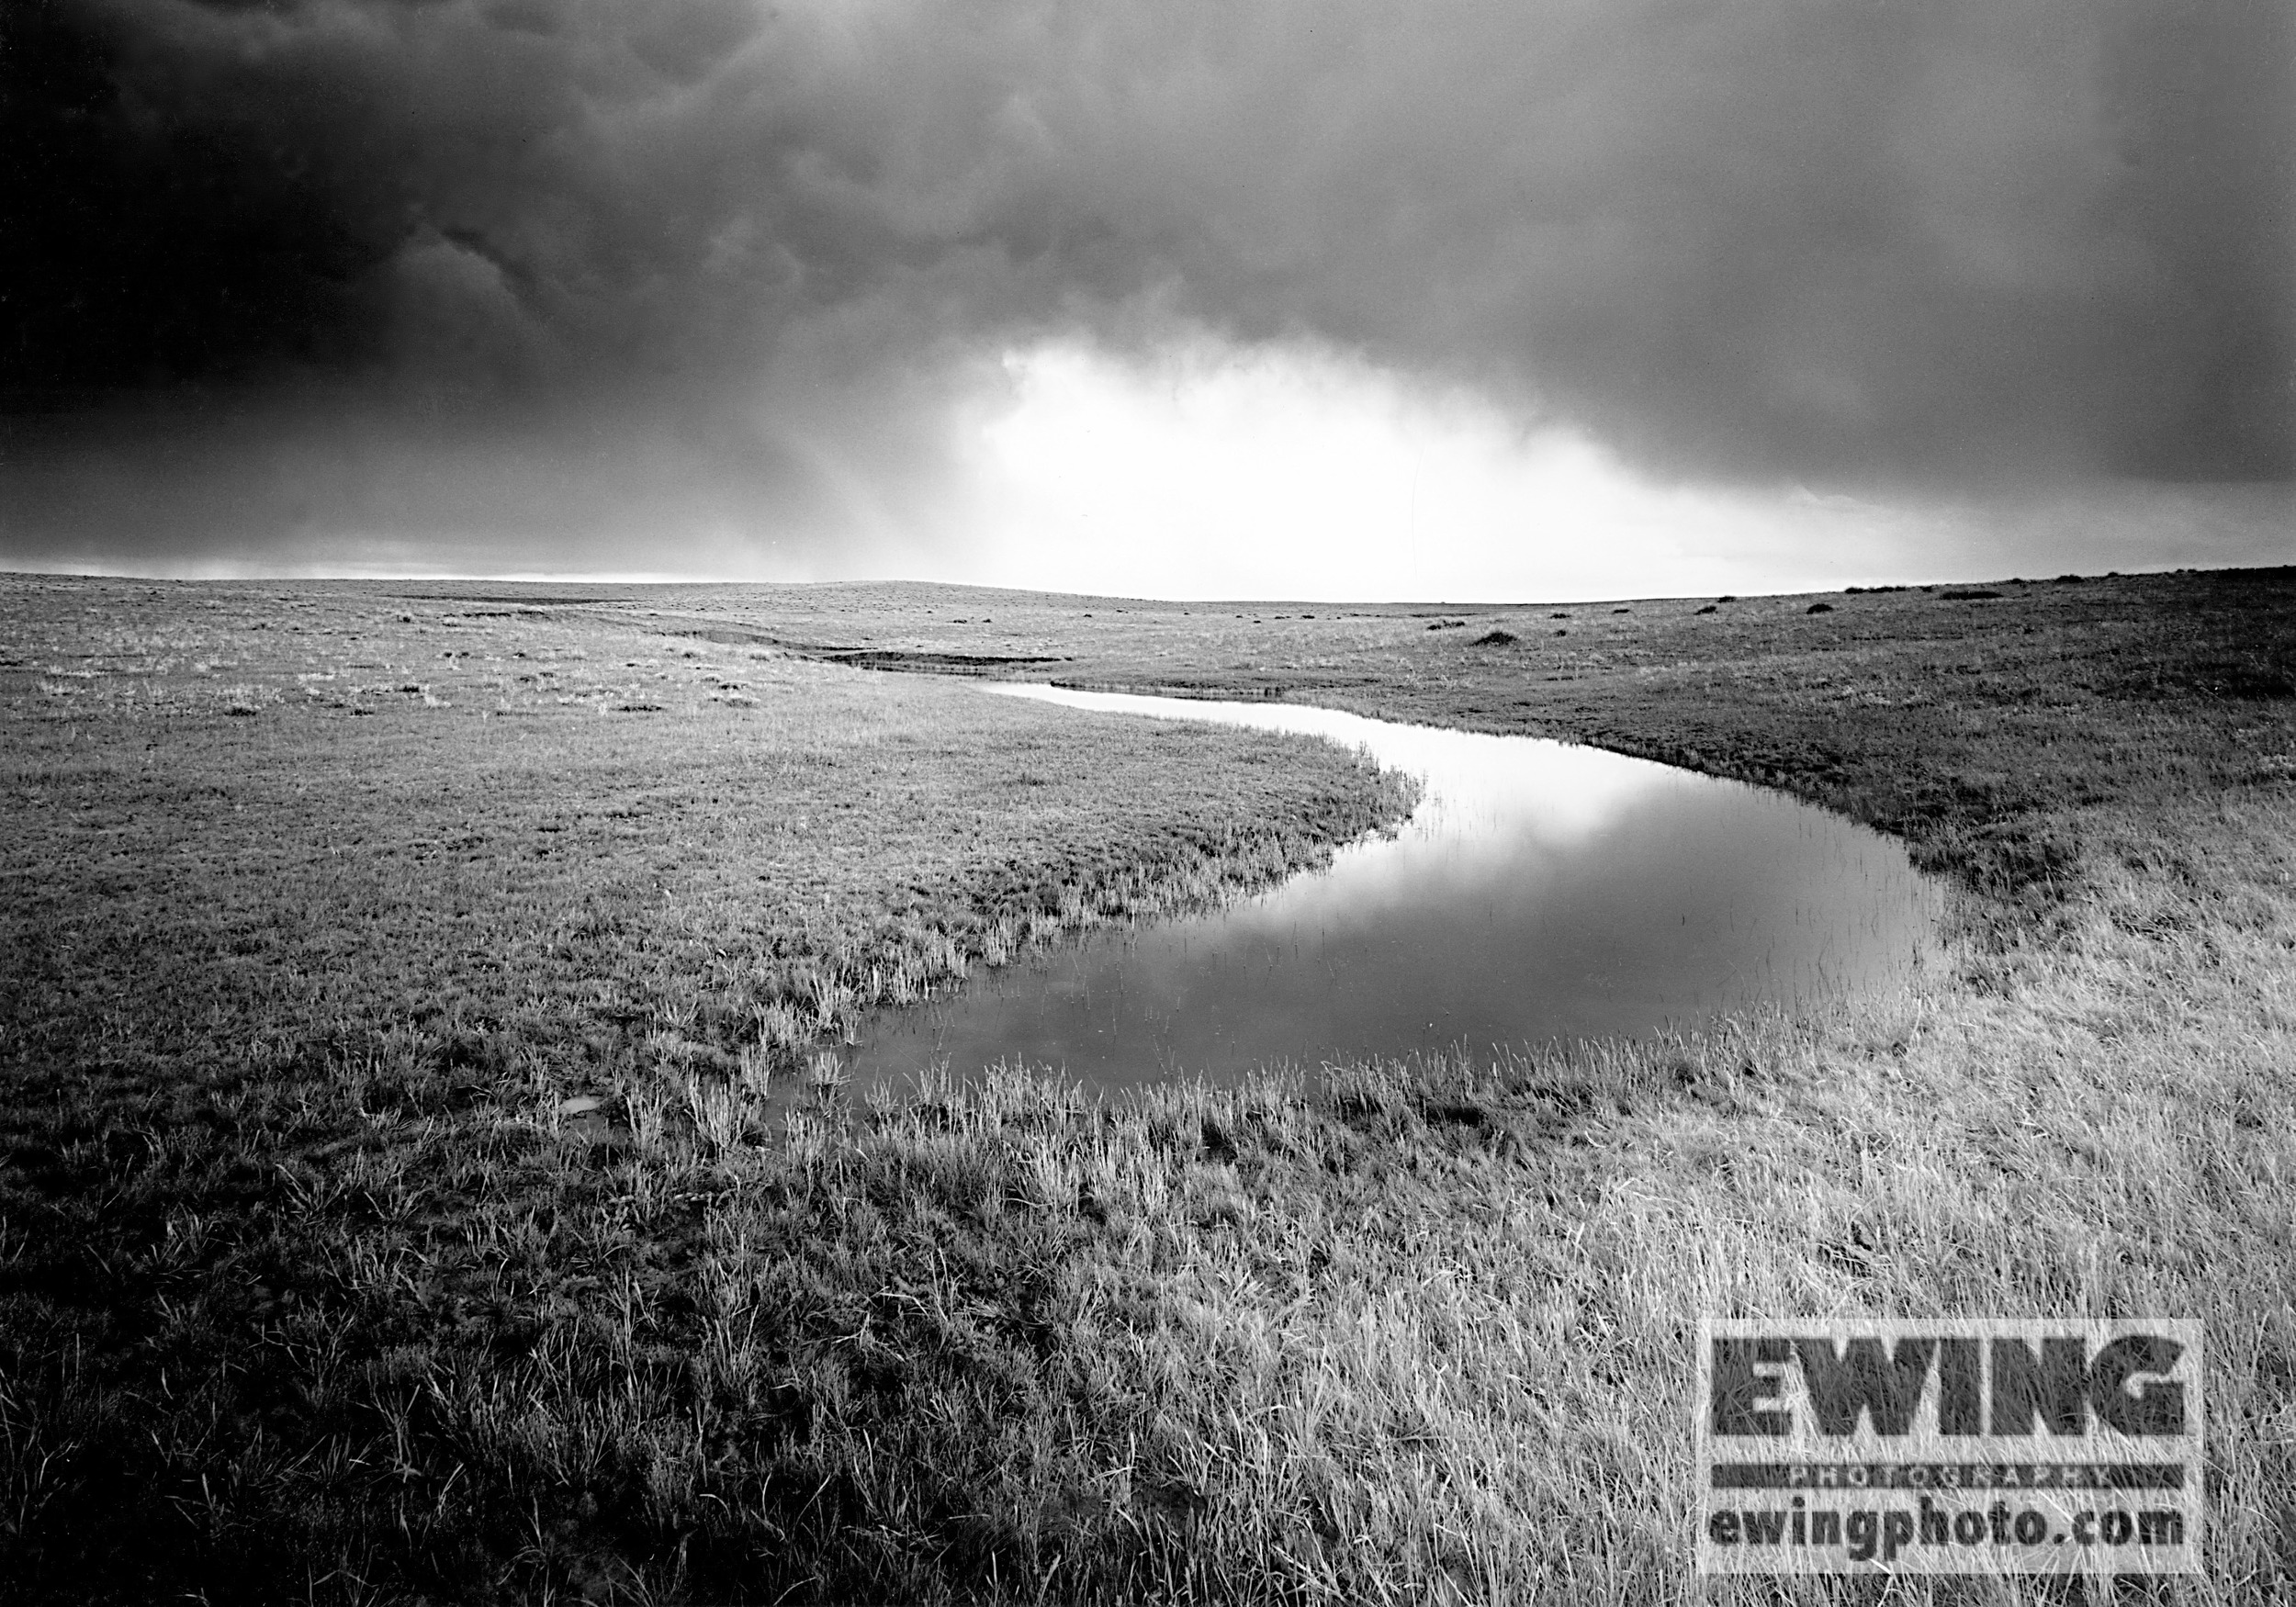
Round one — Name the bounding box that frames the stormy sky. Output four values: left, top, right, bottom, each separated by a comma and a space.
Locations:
5, 0, 2290, 596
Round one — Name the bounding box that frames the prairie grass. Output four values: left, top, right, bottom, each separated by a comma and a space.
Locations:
0, 577, 1409, 1602
1, 568, 2291, 1603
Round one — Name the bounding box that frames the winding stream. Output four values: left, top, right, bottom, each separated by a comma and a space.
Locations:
842, 685, 1942, 1096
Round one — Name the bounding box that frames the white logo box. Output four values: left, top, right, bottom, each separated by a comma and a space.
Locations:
1694, 1317, 2202, 1576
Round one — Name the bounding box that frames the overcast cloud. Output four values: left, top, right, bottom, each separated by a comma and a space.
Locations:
4, 0, 2289, 581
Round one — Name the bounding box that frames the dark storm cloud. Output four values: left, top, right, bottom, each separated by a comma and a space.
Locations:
4, 0, 2289, 564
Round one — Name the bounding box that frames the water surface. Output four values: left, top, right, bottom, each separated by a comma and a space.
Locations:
844, 686, 1940, 1095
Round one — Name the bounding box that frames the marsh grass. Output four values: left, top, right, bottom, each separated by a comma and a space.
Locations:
0, 577, 1411, 1602
2, 569, 2291, 1602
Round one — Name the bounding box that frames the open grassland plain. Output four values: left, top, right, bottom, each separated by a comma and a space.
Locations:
2, 566, 2293, 1603
0, 577, 1410, 1602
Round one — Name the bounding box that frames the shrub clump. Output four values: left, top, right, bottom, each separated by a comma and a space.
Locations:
1470, 630, 1519, 646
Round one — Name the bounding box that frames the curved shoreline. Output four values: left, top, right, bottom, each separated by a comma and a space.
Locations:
842, 682, 1943, 1096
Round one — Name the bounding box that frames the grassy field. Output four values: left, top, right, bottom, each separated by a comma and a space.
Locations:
0, 577, 1411, 1602
3, 566, 2292, 1602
